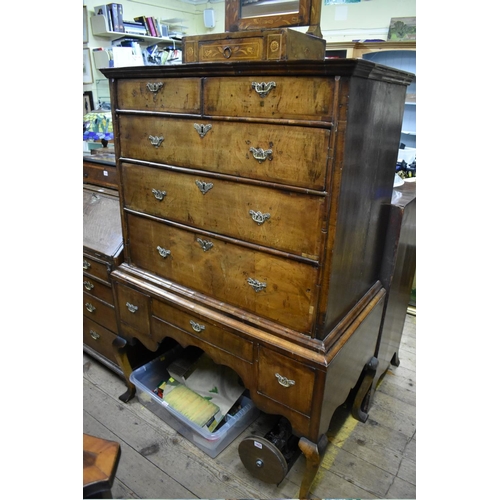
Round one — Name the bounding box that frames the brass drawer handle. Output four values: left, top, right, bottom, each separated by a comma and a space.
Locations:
83, 280, 94, 291
275, 373, 295, 388
222, 46, 232, 59
149, 135, 164, 148
90, 330, 100, 341
194, 123, 212, 138
189, 320, 206, 333
249, 210, 270, 226
146, 82, 163, 93
85, 302, 96, 313
247, 277, 266, 292
152, 189, 167, 201
126, 302, 138, 313
197, 238, 213, 252
252, 81, 276, 97
157, 246, 171, 258
249, 147, 273, 163
195, 180, 214, 195
83, 259, 91, 270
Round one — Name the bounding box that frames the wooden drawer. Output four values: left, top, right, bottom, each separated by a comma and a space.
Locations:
183, 29, 325, 65
118, 115, 329, 190
83, 162, 118, 189
83, 292, 118, 333
114, 283, 151, 338
150, 316, 254, 384
116, 78, 201, 113
83, 316, 118, 364
83, 255, 110, 283
121, 163, 325, 260
126, 213, 318, 334
204, 77, 335, 122
151, 299, 254, 363
83, 274, 114, 305
257, 347, 316, 416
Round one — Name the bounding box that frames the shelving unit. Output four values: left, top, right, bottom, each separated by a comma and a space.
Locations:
91, 15, 177, 45
160, 18, 188, 38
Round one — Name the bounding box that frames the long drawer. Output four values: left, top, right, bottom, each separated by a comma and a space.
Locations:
116, 78, 201, 113
125, 212, 318, 334
151, 299, 254, 363
121, 162, 325, 260
203, 76, 335, 122
118, 115, 329, 190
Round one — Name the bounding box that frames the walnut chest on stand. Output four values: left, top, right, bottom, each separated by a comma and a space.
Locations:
101, 58, 413, 496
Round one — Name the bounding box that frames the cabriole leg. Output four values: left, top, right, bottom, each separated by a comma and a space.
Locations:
298, 434, 328, 499
112, 336, 136, 402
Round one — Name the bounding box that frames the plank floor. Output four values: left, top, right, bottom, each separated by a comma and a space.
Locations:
83, 314, 416, 499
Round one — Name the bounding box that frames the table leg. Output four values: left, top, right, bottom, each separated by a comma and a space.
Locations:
298, 434, 328, 499
112, 336, 136, 402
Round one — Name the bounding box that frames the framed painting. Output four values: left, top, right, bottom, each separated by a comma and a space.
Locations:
83, 91, 94, 116
83, 48, 93, 84
388, 17, 416, 41
83, 6, 89, 44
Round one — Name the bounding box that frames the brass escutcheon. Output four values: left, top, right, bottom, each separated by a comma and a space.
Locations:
249, 147, 273, 163
275, 373, 295, 388
249, 210, 271, 225
251, 81, 277, 97
126, 302, 138, 313
83, 260, 91, 270
157, 246, 171, 258
196, 238, 213, 252
149, 135, 164, 148
85, 303, 96, 313
190, 320, 206, 333
194, 123, 212, 138
195, 180, 214, 195
146, 82, 163, 93
152, 189, 167, 201
83, 281, 94, 291
90, 330, 100, 340
247, 277, 266, 292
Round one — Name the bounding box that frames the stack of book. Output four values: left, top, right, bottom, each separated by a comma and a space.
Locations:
94, 3, 124, 33
133, 15, 164, 37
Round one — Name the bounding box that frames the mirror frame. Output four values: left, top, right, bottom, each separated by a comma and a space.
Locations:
225, 0, 322, 38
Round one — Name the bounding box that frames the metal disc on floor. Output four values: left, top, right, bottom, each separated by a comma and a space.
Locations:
238, 436, 289, 484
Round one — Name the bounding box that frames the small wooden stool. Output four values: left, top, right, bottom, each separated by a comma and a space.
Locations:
83, 434, 121, 499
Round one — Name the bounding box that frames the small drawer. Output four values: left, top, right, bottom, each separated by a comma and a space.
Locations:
126, 213, 318, 335
151, 299, 254, 363
83, 163, 118, 189
257, 347, 316, 416
83, 292, 118, 333
121, 163, 325, 260
82, 275, 114, 305
116, 78, 201, 113
118, 115, 329, 190
195, 36, 264, 63
83, 256, 110, 283
204, 76, 335, 122
114, 283, 151, 337
83, 316, 118, 365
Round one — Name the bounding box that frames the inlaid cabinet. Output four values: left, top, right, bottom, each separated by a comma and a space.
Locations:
101, 59, 413, 496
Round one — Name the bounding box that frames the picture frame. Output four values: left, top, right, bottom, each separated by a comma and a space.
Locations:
388, 17, 416, 41
83, 48, 93, 84
83, 91, 94, 116
83, 6, 88, 44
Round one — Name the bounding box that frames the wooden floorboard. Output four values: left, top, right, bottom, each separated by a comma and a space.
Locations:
83, 314, 416, 499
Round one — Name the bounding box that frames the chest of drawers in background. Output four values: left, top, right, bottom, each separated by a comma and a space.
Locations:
83, 184, 124, 372
101, 60, 413, 496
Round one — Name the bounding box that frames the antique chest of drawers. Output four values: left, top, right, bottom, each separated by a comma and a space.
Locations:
83, 184, 124, 372
101, 59, 413, 496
